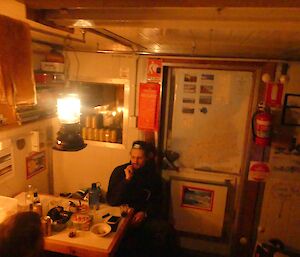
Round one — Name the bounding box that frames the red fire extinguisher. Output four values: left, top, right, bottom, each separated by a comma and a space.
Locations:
252, 103, 272, 146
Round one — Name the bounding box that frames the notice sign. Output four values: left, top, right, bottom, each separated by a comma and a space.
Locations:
248, 161, 270, 182
26, 151, 46, 179
147, 58, 162, 82
138, 83, 160, 131
265, 82, 284, 108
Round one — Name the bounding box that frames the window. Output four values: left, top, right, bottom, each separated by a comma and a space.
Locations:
70, 81, 124, 144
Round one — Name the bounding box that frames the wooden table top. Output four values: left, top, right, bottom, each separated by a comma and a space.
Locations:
14, 192, 133, 257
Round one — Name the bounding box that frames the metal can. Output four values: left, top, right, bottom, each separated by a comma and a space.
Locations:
86, 128, 93, 140
32, 203, 43, 217
41, 216, 52, 236
85, 115, 91, 128
98, 129, 104, 141
82, 127, 87, 140
110, 129, 117, 143
91, 115, 97, 129
93, 128, 99, 141
104, 129, 110, 142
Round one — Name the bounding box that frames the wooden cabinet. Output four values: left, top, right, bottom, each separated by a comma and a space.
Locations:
15, 71, 65, 124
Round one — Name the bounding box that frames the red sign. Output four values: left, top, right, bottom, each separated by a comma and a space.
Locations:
265, 82, 284, 108
138, 83, 160, 131
248, 161, 270, 182
147, 59, 162, 82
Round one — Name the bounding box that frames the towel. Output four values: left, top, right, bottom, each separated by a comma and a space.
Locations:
0, 14, 36, 107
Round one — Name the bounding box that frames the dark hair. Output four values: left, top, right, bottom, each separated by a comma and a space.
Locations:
0, 211, 44, 257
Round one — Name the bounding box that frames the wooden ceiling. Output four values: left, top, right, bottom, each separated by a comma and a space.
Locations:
19, 0, 300, 60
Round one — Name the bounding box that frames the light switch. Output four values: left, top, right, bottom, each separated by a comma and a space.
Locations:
128, 116, 137, 128
30, 130, 40, 152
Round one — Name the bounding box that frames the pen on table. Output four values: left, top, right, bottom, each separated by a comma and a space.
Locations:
102, 213, 110, 218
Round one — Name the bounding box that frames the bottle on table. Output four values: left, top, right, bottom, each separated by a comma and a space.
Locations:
89, 183, 101, 210
32, 190, 43, 217
25, 184, 34, 208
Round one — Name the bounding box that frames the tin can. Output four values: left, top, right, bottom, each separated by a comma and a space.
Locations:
110, 129, 117, 143
85, 115, 91, 128
32, 203, 43, 217
86, 128, 93, 140
98, 129, 104, 141
91, 115, 97, 129
82, 127, 87, 139
41, 216, 52, 236
104, 129, 110, 142
93, 128, 99, 141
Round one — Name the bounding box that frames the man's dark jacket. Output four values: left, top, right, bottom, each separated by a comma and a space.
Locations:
106, 162, 162, 218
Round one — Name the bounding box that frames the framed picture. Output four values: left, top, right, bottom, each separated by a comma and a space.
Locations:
26, 151, 46, 179
181, 185, 214, 211
282, 94, 300, 126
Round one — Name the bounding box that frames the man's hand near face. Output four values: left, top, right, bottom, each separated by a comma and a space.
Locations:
131, 211, 146, 226
124, 165, 134, 181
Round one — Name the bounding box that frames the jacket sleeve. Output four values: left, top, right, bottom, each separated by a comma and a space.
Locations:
106, 165, 130, 206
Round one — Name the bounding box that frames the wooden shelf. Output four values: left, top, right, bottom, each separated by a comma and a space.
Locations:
0, 115, 56, 132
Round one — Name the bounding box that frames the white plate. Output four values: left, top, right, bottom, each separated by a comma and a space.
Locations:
90, 222, 111, 237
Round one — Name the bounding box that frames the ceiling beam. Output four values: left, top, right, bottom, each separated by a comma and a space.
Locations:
40, 8, 300, 31
85, 28, 147, 50
18, 0, 300, 9
43, 8, 300, 22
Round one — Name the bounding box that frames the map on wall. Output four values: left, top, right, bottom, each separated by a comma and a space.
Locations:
169, 68, 253, 174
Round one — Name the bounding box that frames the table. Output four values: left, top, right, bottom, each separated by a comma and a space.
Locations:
14, 192, 133, 257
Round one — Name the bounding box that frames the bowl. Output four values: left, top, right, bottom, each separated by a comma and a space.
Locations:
90, 223, 111, 237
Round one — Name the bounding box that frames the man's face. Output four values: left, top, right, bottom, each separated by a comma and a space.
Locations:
130, 148, 146, 170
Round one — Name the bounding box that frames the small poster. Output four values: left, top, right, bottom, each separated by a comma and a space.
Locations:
26, 151, 46, 179
181, 185, 214, 211
147, 58, 162, 82
265, 82, 284, 108
138, 83, 160, 131
248, 161, 270, 182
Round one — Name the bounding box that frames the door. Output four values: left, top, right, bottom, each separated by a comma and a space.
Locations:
162, 67, 255, 256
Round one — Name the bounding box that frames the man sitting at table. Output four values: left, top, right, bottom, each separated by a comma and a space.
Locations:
106, 140, 178, 257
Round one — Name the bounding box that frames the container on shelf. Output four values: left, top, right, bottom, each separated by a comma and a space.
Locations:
41, 62, 64, 73
92, 128, 99, 141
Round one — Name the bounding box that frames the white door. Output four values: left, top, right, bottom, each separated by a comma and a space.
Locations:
168, 68, 253, 174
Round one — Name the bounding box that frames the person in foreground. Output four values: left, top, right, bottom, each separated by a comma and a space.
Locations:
107, 140, 179, 257
0, 211, 44, 257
